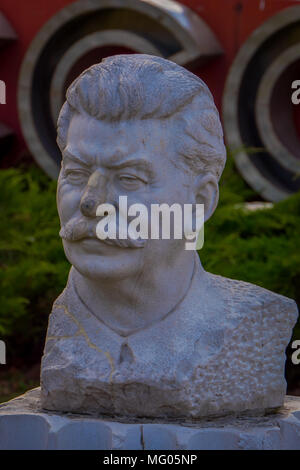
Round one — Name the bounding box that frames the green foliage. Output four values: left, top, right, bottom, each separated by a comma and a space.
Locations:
0, 167, 69, 363
201, 158, 300, 341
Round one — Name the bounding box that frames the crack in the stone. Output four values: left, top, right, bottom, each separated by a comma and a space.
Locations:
140, 424, 145, 450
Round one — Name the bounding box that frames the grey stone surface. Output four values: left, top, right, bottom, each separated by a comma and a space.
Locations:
1, 389, 300, 450
40, 54, 298, 419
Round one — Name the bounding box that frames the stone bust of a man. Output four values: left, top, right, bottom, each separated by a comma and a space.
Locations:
41, 54, 298, 419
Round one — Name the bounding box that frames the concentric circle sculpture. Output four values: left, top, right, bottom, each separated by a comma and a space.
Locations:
223, 5, 300, 201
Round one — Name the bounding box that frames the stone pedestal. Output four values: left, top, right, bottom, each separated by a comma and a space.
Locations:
0, 388, 300, 450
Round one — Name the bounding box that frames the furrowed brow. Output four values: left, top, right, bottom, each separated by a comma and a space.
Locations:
105, 159, 154, 175
62, 150, 92, 167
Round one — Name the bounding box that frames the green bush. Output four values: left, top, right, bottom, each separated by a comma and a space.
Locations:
0, 167, 69, 364
0, 161, 299, 367
201, 159, 300, 342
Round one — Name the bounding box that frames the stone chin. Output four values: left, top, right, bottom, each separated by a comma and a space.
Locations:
61, 238, 148, 282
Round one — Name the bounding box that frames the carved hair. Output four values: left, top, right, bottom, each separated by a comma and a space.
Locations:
57, 54, 226, 180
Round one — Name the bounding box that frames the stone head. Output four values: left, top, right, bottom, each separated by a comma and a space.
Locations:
56, 54, 226, 281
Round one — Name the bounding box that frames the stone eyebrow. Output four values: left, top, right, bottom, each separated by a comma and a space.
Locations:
62, 150, 92, 167
105, 158, 154, 175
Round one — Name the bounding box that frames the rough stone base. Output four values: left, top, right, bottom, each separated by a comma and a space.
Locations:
0, 388, 300, 450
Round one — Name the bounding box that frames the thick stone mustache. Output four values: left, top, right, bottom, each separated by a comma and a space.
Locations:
59, 218, 146, 248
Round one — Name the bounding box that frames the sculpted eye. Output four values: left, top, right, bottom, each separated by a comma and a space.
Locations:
65, 169, 89, 185
118, 174, 147, 189
119, 175, 137, 182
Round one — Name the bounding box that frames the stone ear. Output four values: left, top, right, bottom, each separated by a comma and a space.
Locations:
194, 173, 219, 222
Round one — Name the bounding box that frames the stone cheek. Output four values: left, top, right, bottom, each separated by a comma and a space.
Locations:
40, 274, 298, 419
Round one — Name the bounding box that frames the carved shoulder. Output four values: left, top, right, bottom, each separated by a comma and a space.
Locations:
206, 272, 299, 328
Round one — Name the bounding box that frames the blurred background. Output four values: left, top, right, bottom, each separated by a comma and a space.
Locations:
0, 0, 299, 402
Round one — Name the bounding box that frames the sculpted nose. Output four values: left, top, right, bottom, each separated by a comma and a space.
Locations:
80, 171, 108, 218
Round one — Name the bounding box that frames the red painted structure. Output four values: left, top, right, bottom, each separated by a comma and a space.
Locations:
0, 0, 299, 182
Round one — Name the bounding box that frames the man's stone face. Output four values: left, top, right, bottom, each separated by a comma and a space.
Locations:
57, 112, 195, 281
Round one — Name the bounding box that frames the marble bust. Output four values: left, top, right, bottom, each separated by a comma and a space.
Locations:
41, 54, 298, 419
